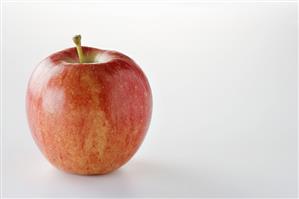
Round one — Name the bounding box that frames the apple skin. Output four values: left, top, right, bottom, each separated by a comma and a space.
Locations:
26, 47, 152, 175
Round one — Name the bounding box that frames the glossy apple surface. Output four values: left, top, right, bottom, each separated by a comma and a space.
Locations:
26, 47, 152, 175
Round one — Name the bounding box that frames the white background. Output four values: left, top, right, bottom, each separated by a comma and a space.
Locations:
2, 1, 297, 197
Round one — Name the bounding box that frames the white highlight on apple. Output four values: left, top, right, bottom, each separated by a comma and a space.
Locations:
42, 87, 65, 114
30, 60, 63, 93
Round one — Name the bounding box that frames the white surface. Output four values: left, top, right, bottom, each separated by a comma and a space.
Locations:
2, 2, 297, 197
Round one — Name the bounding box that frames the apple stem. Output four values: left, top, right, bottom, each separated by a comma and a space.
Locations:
73, 35, 85, 63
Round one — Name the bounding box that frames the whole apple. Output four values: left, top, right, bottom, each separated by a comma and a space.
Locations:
26, 35, 152, 175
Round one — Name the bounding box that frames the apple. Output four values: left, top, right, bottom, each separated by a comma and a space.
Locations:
26, 35, 152, 175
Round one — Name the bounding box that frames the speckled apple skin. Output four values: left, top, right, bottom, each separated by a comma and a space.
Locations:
26, 47, 152, 175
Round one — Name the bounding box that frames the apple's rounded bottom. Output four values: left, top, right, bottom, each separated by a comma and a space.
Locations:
63, 169, 118, 176
56, 167, 119, 176
50, 162, 124, 176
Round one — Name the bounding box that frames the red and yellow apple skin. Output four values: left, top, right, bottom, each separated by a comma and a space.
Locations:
26, 47, 152, 175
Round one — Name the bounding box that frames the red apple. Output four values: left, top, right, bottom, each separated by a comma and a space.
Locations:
26, 35, 152, 175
